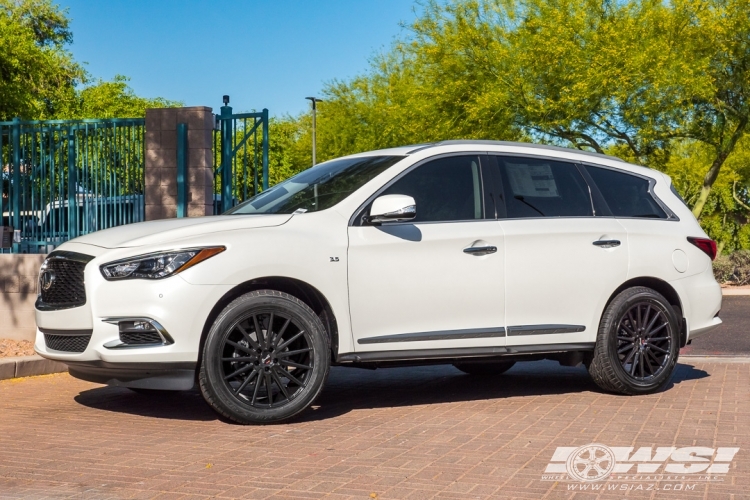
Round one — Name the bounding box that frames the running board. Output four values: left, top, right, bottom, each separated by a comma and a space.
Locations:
336, 343, 595, 363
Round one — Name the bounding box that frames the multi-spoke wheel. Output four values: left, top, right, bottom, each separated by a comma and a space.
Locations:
199, 290, 330, 424
588, 286, 680, 395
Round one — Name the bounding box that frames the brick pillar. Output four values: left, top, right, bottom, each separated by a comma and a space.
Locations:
145, 107, 214, 220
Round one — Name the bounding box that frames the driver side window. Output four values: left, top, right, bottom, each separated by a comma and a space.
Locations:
380, 155, 484, 223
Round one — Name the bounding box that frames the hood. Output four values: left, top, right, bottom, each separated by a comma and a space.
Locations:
71, 214, 293, 249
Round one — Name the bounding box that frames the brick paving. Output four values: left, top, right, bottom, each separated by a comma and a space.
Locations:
0, 359, 748, 499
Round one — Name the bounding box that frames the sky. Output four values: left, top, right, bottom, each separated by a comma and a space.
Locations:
58, 0, 420, 117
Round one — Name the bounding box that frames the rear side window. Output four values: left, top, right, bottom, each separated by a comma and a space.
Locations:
381, 155, 484, 222
670, 183, 689, 208
496, 157, 593, 218
584, 165, 667, 219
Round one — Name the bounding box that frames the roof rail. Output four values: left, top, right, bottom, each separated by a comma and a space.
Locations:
407, 140, 626, 162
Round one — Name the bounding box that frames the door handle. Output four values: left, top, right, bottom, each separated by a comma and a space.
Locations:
463, 246, 497, 256
593, 240, 621, 248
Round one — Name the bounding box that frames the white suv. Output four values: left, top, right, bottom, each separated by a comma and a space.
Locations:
35, 141, 722, 424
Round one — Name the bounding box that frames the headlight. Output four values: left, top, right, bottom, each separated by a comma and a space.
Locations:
100, 247, 225, 280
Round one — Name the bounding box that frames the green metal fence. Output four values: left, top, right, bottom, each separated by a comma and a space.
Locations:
213, 99, 269, 214
1, 117, 145, 253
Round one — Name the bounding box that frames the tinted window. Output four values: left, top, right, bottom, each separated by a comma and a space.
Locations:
227, 156, 403, 214
497, 157, 592, 218
670, 183, 689, 208
585, 165, 667, 219
380, 155, 483, 222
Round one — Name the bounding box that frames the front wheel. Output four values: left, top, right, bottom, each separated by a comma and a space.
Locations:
199, 290, 330, 424
588, 286, 680, 395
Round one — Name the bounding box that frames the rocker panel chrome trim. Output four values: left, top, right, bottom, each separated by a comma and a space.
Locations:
506, 324, 585, 336
357, 327, 506, 345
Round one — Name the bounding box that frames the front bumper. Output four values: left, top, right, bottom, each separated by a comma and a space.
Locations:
64, 360, 197, 390
34, 243, 233, 389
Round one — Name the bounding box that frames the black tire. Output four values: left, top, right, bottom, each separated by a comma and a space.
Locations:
199, 290, 330, 424
588, 286, 680, 395
453, 360, 516, 375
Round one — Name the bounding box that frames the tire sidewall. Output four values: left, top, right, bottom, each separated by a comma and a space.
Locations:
201, 291, 330, 424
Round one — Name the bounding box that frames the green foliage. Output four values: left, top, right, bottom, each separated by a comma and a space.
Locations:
713, 250, 750, 285
61, 75, 181, 119
665, 139, 750, 253
268, 0, 750, 253
0, 0, 84, 120
0, 0, 177, 121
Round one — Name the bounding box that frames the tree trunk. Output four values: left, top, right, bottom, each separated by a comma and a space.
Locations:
691, 118, 748, 219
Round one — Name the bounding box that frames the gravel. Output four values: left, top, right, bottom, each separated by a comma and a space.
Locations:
0, 339, 36, 358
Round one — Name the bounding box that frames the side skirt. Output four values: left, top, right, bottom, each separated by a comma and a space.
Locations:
336, 343, 595, 364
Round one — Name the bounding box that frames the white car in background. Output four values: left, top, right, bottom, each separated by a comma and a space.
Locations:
34, 141, 722, 424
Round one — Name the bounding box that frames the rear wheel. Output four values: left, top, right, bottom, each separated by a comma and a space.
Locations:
199, 290, 330, 424
588, 287, 679, 395
453, 360, 516, 375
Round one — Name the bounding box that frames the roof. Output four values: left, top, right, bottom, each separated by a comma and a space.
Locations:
407, 140, 626, 162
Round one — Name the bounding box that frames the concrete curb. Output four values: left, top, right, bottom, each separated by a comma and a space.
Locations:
722, 288, 750, 296
0, 355, 67, 381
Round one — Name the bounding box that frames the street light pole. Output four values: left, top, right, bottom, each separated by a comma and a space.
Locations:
305, 97, 322, 165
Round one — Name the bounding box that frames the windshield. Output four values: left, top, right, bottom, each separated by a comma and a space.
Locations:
225, 155, 404, 214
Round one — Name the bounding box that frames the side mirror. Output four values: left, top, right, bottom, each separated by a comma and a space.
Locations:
366, 194, 416, 224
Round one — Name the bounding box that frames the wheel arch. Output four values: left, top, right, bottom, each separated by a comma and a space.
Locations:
604, 276, 688, 347
196, 276, 339, 377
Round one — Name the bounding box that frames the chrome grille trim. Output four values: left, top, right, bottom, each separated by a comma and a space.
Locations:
35, 251, 93, 311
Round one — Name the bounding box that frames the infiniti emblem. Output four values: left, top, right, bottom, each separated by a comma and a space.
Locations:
40, 269, 56, 291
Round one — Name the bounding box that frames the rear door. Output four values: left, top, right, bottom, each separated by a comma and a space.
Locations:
491, 155, 629, 346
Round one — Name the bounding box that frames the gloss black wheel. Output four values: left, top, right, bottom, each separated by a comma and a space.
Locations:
588, 286, 679, 395
199, 290, 330, 424
616, 302, 672, 381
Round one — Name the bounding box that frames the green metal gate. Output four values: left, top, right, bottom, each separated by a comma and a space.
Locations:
1, 117, 145, 253
213, 97, 269, 214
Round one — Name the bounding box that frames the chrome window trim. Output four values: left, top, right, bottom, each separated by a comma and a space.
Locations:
578, 161, 679, 221
490, 153, 596, 219
348, 151, 491, 227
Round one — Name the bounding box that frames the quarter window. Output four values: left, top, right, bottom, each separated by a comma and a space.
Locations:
380, 155, 484, 222
584, 165, 667, 219
496, 157, 593, 218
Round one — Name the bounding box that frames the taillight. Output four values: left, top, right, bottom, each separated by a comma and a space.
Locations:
687, 237, 717, 261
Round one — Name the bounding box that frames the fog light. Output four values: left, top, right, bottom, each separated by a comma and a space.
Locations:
120, 320, 156, 333
102, 317, 174, 349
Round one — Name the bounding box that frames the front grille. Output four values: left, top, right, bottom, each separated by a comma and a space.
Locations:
37, 252, 92, 310
120, 331, 163, 345
44, 334, 91, 353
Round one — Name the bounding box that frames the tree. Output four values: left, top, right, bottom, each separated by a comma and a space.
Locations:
402, 0, 750, 220
0, 0, 84, 120
62, 75, 181, 119
0, 0, 178, 121
676, 0, 750, 218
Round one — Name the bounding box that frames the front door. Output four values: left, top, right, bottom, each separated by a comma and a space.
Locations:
347, 155, 506, 351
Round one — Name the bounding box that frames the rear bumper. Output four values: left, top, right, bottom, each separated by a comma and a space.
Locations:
66, 360, 196, 390
671, 265, 723, 342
